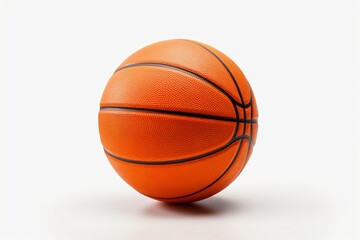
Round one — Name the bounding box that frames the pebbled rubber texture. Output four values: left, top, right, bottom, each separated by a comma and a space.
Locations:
98, 39, 258, 203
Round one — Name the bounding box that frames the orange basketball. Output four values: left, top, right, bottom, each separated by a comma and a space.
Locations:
98, 39, 258, 203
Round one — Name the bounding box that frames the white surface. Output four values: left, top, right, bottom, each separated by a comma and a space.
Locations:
1, 0, 359, 239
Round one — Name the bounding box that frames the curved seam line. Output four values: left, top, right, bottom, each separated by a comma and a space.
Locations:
231, 99, 240, 139
113, 62, 251, 109
143, 96, 255, 200
243, 87, 255, 167
143, 95, 255, 200
112, 61, 240, 139
107, 42, 256, 200
104, 135, 253, 165
181, 39, 251, 108
100, 106, 258, 124
143, 139, 245, 200
180, 40, 249, 138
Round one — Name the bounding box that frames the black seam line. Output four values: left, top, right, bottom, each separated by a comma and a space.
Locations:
247, 92, 254, 162
231, 100, 240, 139
182, 39, 249, 137
142, 93, 256, 201
113, 62, 251, 109
144, 138, 245, 200
104, 135, 253, 166
100, 106, 258, 124
242, 88, 255, 169
181, 39, 251, 109
143, 92, 256, 200
113, 60, 240, 138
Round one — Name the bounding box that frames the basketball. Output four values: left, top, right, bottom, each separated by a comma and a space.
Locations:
98, 39, 258, 203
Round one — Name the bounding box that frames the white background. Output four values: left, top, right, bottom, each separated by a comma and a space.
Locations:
1, 0, 359, 239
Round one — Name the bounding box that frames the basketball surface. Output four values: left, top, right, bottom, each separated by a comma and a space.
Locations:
98, 39, 258, 203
